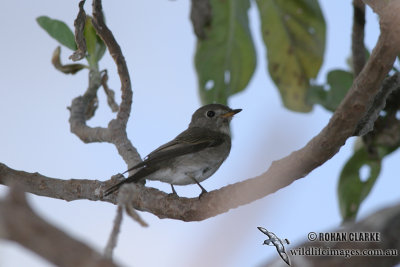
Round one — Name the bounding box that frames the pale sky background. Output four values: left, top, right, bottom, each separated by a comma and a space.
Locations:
1, 1, 399, 267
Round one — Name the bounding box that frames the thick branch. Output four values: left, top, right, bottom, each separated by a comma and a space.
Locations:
363, 0, 386, 14
69, 96, 111, 143
0, 188, 118, 267
0, 163, 111, 203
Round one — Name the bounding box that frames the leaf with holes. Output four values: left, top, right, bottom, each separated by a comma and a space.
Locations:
338, 147, 381, 222
307, 69, 353, 112
37, 16, 77, 51
257, 0, 326, 112
195, 0, 256, 105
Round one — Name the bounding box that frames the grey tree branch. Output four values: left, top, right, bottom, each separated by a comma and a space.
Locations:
0, 162, 111, 202
68, 0, 141, 169
354, 72, 400, 136
92, 0, 132, 127
264, 202, 400, 266
90, 0, 141, 169
0, 187, 118, 267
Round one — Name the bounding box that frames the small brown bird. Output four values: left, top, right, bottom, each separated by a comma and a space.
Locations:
104, 104, 241, 196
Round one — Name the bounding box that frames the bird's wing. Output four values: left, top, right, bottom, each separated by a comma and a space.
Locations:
104, 165, 160, 196
149, 127, 224, 157
104, 128, 226, 196
123, 128, 226, 174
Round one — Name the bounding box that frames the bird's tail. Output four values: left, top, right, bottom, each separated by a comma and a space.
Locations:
104, 179, 127, 196
104, 165, 159, 197
104, 167, 154, 196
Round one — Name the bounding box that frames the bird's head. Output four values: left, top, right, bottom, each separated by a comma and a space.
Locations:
189, 104, 242, 135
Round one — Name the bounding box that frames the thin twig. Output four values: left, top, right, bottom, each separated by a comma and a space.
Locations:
352, 0, 366, 76
68, 0, 141, 167
104, 205, 123, 259
92, 0, 132, 127
354, 73, 400, 136
101, 70, 119, 112
70, 0, 87, 62
91, 0, 141, 168
119, 184, 148, 227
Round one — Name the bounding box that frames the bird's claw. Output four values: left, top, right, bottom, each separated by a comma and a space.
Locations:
168, 191, 179, 198
198, 189, 207, 199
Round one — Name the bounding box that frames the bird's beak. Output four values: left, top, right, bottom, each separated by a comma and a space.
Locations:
220, 108, 242, 118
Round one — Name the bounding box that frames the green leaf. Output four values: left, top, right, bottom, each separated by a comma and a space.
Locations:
84, 17, 97, 66
195, 0, 256, 105
307, 69, 353, 111
84, 17, 106, 67
37, 16, 77, 51
256, 0, 326, 112
95, 35, 106, 63
338, 147, 381, 222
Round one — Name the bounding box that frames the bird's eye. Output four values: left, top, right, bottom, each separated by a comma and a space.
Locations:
206, 110, 215, 118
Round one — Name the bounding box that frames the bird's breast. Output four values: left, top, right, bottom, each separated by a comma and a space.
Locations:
147, 139, 231, 185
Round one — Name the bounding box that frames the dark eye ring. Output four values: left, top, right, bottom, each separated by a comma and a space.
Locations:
206, 110, 215, 118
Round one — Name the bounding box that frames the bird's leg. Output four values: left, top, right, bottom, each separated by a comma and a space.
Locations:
170, 184, 178, 196
189, 176, 208, 197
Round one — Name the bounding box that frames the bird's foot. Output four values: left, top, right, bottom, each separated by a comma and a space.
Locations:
168, 192, 179, 198
169, 184, 179, 197
190, 177, 208, 199
198, 188, 208, 199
